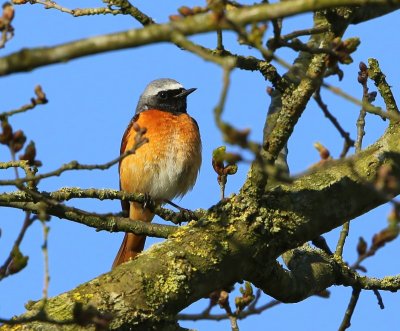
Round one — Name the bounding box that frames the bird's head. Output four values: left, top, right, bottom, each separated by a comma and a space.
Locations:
136, 78, 196, 114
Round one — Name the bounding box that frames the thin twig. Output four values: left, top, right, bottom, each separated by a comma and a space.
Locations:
102, 0, 155, 25
0, 199, 176, 239
335, 221, 350, 257
16, 0, 125, 17
322, 82, 400, 122
373, 289, 384, 309
355, 63, 369, 152
338, 287, 361, 331
214, 63, 232, 132
27, 0, 73, 14
171, 31, 234, 67
0, 143, 36, 281
335, 64, 370, 288
272, 55, 399, 122
0, 138, 147, 186
0, 312, 76, 326
16, 0, 156, 25
269, 18, 282, 51
367, 58, 399, 124
41, 220, 50, 299
2, 0, 400, 78
178, 298, 281, 321
2, 187, 196, 225
281, 25, 330, 41
171, 31, 280, 84
314, 89, 354, 158
213, 62, 260, 153
216, 29, 224, 51
0, 212, 33, 280
0, 85, 47, 121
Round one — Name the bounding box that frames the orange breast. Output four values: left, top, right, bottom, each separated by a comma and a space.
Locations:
120, 110, 202, 200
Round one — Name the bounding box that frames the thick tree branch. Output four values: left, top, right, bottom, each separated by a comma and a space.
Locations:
1, 187, 200, 224
0, 0, 399, 76
0, 200, 176, 239
5, 106, 400, 329
3, 2, 400, 330
262, 9, 351, 164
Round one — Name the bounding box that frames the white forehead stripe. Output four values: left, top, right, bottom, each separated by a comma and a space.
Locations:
143, 80, 184, 96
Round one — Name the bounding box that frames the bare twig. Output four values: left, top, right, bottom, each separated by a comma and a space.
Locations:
1, 187, 199, 225
0, 212, 33, 280
0, 85, 47, 120
14, 0, 149, 19
373, 289, 384, 309
0, 196, 176, 238
216, 29, 224, 51
0, 312, 75, 326
102, 0, 155, 25
213, 63, 260, 153
171, 31, 280, 84
322, 82, 400, 122
338, 287, 361, 331
314, 89, 354, 158
335, 222, 350, 257
355, 62, 370, 152
4, 0, 399, 77
216, 290, 239, 331
0, 303, 111, 328
0, 135, 38, 281
179, 297, 281, 321
271, 54, 400, 123
41, 220, 50, 299
171, 31, 233, 67
367, 58, 399, 124
281, 26, 330, 41
0, 2, 15, 49
0, 135, 147, 186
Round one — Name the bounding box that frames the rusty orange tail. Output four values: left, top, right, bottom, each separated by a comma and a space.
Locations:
112, 202, 154, 269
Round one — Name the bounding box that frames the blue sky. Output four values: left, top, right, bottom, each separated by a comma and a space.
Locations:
0, 1, 399, 330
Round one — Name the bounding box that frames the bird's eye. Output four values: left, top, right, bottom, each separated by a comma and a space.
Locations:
159, 91, 167, 99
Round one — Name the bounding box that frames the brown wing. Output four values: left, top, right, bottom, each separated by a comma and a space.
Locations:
119, 113, 140, 215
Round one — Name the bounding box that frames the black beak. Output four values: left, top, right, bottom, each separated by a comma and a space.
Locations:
175, 88, 197, 98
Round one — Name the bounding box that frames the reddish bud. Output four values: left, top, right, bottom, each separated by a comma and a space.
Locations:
0, 120, 13, 144
356, 236, 367, 256
178, 6, 193, 16
169, 15, 182, 21
11, 129, 26, 152
2, 2, 14, 22
359, 61, 367, 71
314, 142, 330, 160
34, 85, 48, 104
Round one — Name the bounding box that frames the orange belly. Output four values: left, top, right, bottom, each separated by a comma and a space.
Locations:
120, 109, 202, 200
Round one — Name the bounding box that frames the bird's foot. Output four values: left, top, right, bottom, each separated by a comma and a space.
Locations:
163, 199, 198, 223
142, 193, 155, 210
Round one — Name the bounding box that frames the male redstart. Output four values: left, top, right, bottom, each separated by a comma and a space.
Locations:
112, 79, 202, 268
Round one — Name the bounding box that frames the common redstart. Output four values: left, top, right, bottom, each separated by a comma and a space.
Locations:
112, 79, 202, 268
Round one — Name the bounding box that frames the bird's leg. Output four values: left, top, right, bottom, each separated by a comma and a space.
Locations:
142, 193, 155, 211
163, 199, 198, 222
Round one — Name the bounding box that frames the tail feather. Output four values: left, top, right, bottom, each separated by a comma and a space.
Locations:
112, 202, 154, 269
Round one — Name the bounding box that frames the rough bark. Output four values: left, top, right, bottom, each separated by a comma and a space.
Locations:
2, 1, 400, 331
2, 117, 400, 330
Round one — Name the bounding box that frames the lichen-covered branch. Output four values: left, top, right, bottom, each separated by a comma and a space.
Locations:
3, 2, 400, 330
1, 0, 400, 76
262, 9, 351, 164
0, 199, 176, 239
4, 93, 400, 329
368, 58, 399, 123
1, 187, 200, 224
